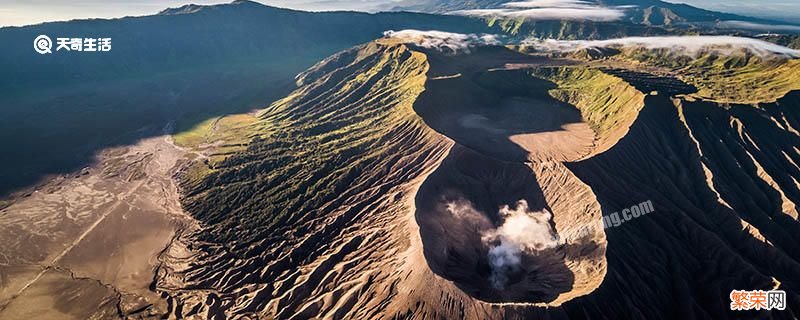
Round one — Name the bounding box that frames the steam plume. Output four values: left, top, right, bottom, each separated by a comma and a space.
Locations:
482, 200, 559, 289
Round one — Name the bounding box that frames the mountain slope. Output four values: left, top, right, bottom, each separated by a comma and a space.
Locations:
165, 39, 455, 318
2, 2, 799, 319
161, 39, 800, 318
0, 0, 500, 197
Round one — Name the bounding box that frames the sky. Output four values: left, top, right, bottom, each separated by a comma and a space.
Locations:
0, 0, 798, 28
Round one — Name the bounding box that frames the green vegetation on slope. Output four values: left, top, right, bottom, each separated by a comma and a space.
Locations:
179, 40, 445, 242
619, 49, 800, 103
173, 113, 258, 164
678, 56, 800, 104
530, 66, 646, 152
491, 19, 671, 39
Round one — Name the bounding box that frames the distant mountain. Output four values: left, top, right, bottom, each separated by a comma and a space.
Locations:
0, 0, 499, 196
601, 0, 775, 26
0, 0, 498, 96
388, 0, 797, 30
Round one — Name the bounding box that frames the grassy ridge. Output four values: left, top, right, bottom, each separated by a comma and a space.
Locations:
487, 18, 670, 39
179, 41, 444, 242
530, 66, 646, 152
679, 56, 800, 104
618, 48, 800, 103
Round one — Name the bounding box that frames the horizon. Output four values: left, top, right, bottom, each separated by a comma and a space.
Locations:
0, 0, 799, 28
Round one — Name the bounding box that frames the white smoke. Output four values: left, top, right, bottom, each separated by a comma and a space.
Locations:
444, 199, 561, 289
451, 0, 627, 22
383, 30, 502, 54
482, 200, 560, 289
444, 199, 485, 220
523, 36, 800, 57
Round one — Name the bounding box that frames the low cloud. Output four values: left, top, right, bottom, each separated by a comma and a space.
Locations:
717, 20, 800, 33
523, 36, 800, 57
504, 0, 604, 8
451, 0, 627, 22
383, 30, 502, 54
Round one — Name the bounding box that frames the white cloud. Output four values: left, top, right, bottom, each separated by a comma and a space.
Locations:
383, 30, 502, 54
717, 20, 800, 33
523, 36, 800, 57
451, 0, 627, 22
504, 0, 596, 8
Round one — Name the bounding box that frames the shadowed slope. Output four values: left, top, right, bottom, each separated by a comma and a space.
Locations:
163, 40, 800, 319
163, 41, 457, 318
559, 92, 800, 319
413, 47, 595, 163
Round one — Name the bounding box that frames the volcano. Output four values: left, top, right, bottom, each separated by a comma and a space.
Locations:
1, 1, 799, 319
160, 38, 800, 318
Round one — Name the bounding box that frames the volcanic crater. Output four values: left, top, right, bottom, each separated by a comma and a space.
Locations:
412, 47, 611, 305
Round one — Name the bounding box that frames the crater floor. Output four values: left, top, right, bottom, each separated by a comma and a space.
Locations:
413, 47, 607, 305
